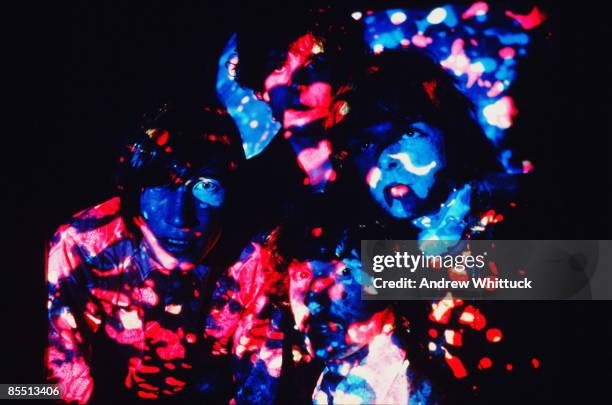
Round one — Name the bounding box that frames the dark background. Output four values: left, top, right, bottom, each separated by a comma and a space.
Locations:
4, 1, 612, 403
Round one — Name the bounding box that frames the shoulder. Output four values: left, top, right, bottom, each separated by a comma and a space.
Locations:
48, 197, 132, 284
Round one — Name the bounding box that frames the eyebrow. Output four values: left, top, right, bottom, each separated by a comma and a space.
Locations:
363, 121, 393, 136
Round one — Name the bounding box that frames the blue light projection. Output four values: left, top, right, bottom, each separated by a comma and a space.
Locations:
216, 34, 281, 159
216, 3, 545, 171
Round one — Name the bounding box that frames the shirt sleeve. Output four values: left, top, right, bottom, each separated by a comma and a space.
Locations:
46, 229, 95, 403
204, 231, 288, 404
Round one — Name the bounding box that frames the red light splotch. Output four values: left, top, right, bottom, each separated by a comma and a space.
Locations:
486, 328, 503, 343
478, 356, 493, 370
505, 6, 546, 30
459, 305, 487, 330
462, 2, 489, 19
442, 346, 468, 378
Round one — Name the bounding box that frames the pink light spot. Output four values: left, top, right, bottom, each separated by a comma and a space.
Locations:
411, 33, 433, 48
165, 304, 182, 315
483, 96, 518, 129
328, 283, 345, 301
487, 80, 505, 98
522, 160, 535, 174
366, 167, 382, 189
390, 184, 410, 198
462, 2, 489, 19
499, 46, 516, 59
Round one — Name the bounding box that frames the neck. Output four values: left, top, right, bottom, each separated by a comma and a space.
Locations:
286, 131, 333, 192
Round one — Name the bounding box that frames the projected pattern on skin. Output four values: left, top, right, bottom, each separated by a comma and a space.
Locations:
217, 3, 544, 173
218, 33, 348, 191
357, 121, 445, 220
359, 3, 545, 172
47, 129, 230, 402
288, 250, 423, 404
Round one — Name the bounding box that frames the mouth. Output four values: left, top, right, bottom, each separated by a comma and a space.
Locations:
383, 183, 411, 205
160, 237, 195, 252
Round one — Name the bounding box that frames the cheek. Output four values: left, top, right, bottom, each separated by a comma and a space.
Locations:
328, 283, 344, 301
191, 206, 223, 235
298, 82, 332, 107
412, 173, 439, 198
264, 70, 291, 93
140, 191, 168, 222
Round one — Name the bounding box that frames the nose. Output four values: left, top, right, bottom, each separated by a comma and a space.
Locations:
379, 152, 400, 171
165, 185, 196, 228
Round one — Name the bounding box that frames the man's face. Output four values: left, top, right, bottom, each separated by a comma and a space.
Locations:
351, 121, 446, 219
289, 251, 387, 361
262, 33, 336, 132
139, 171, 225, 269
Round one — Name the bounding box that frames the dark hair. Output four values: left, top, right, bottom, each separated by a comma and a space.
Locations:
329, 50, 505, 233
234, 4, 368, 93
336, 49, 501, 184
116, 103, 245, 231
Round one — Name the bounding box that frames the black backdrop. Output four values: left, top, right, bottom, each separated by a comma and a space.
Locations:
5, 1, 612, 403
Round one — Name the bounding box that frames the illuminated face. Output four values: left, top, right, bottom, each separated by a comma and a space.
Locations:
139, 172, 225, 268
352, 121, 446, 219
263, 33, 335, 132
289, 252, 388, 361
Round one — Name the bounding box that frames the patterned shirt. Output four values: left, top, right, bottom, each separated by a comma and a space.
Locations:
46, 197, 217, 402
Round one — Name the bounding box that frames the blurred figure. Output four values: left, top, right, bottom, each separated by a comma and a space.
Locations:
276, 221, 435, 404
233, 5, 367, 232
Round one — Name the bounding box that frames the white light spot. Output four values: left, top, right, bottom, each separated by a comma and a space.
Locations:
427, 7, 447, 24
390, 11, 407, 25
351, 11, 362, 20
249, 120, 259, 129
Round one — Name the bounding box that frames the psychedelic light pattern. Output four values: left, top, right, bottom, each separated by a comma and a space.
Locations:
216, 3, 545, 173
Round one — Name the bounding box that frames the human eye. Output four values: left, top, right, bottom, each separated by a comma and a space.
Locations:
192, 177, 224, 206
335, 266, 352, 280
402, 127, 426, 139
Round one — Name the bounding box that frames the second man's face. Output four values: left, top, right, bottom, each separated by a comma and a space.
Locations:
262, 33, 336, 133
